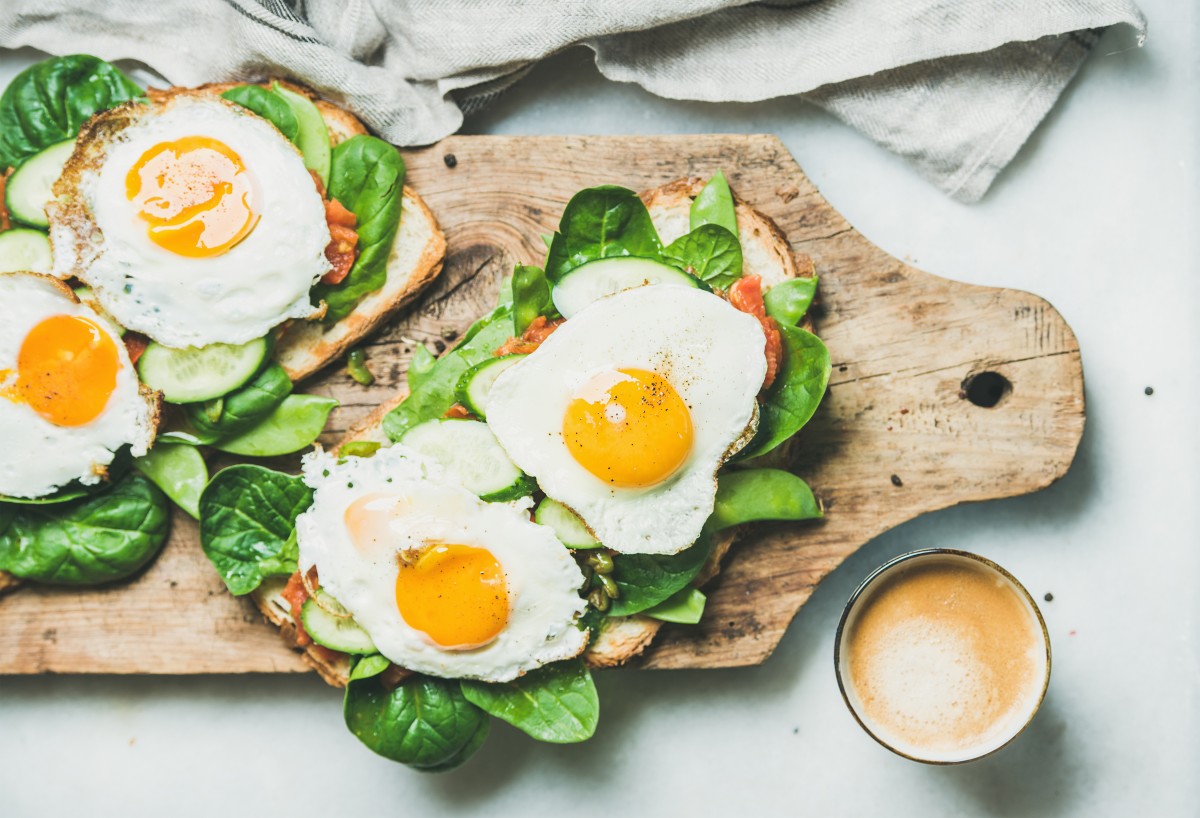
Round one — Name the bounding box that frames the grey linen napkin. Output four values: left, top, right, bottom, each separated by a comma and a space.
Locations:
0, 0, 1146, 201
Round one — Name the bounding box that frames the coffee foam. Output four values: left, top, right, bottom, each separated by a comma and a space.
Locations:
840, 555, 1047, 762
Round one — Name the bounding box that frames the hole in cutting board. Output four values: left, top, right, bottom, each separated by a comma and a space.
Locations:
962, 371, 1011, 408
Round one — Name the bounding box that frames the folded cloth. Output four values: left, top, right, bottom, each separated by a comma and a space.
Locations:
0, 0, 1146, 201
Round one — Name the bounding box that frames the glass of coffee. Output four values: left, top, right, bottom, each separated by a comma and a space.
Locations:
834, 549, 1051, 764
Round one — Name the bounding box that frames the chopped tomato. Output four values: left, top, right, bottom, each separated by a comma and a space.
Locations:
281, 569, 315, 648
326, 196, 357, 228
123, 333, 149, 365
728, 275, 782, 391
494, 315, 564, 357
444, 403, 473, 419
309, 170, 360, 286
0, 167, 11, 232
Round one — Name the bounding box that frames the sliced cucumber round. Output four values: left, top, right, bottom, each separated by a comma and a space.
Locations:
0, 228, 52, 274
6, 140, 74, 229
137, 337, 269, 404
400, 418, 535, 502
455, 354, 526, 419
301, 590, 376, 654
535, 497, 600, 549
552, 257, 699, 318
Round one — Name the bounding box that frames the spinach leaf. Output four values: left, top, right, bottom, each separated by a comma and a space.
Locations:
312, 135, 406, 324
662, 223, 743, 290
211, 394, 337, 457
0, 473, 169, 586
763, 277, 818, 326
608, 534, 714, 617
644, 587, 707, 624
0, 54, 144, 170
407, 343, 438, 392
349, 653, 392, 681
133, 442, 208, 519
345, 674, 489, 770
690, 170, 738, 236
738, 324, 831, 461
185, 363, 293, 441
219, 85, 299, 143
383, 308, 513, 441
709, 468, 822, 530
511, 264, 553, 334
460, 659, 598, 744
544, 186, 663, 281
198, 465, 312, 595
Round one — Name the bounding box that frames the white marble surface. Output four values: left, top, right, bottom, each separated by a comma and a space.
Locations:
1, 2, 1195, 814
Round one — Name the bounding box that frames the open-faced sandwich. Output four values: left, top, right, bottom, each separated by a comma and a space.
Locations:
0, 54, 445, 592
198, 172, 831, 770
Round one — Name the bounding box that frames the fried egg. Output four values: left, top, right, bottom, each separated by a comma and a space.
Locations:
486, 285, 767, 555
49, 94, 331, 348
0, 272, 157, 498
296, 448, 588, 682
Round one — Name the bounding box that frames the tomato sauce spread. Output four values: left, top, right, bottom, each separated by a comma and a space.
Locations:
281, 567, 341, 662
494, 315, 563, 357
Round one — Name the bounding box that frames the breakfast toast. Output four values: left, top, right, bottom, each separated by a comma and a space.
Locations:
250, 177, 816, 684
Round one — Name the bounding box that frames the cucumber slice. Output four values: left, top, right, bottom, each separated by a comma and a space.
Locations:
136, 337, 269, 404
455, 354, 526, 419
5, 140, 74, 228
300, 590, 376, 654
535, 498, 600, 549
271, 82, 330, 187
552, 257, 699, 318
400, 418, 535, 502
0, 228, 52, 273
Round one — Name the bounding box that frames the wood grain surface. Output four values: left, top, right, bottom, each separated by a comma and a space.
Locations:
0, 135, 1085, 674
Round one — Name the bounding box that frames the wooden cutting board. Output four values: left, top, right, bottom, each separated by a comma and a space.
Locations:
0, 135, 1084, 675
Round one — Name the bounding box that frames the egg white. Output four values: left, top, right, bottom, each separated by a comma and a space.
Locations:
296, 448, 588, 683
49, 94, 331, 347
485, 285, 767, 555
0, 272, 156, 498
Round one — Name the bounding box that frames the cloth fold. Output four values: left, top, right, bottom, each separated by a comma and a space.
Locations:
0, 0, 1146, 201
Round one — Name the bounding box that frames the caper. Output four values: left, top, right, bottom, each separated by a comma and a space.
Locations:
597, 573, 619, 599
587, 552, 614, 574
587, 588, 610, 612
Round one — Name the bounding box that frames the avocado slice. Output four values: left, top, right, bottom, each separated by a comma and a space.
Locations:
271, 82, 330, 188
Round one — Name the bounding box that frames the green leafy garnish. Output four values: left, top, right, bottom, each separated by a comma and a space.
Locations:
313, 135, 405, 323
644, 587, 707, 624
0, 54, 144, 170
608, 535, 714, 617
709, 468, 822, 530
0, 473, 169, 585
511, 264, 553, 334
344, 674, 489, 771
663, 223, 743, 289
544, 186, 663, 281
689, 170, 738, 235
198, 465, 313, 595
184, 363, 293, 441
461, 659, 598, 744
407, 343, 438, 391
220, 85, 299, 143
763, 276, 819, 326
738, 324, 831, 461
210, 395, 338, 457
132, 442, 208, 519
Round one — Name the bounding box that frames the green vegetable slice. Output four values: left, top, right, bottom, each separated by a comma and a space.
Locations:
198, 465, 312, 595
5, 139, 74, 228
544, 185, 664, 281
460, 659, 599, 744
270, 82, 330, 186
132, 442, 208, 519
220, 85, 299, 143
0, 54, 144, 170
644, 587, 707, 624
344, 674, 489, 770
210, 394, 337, 457
136, 337, 269, 404
709, 468, 822, 530
737, 324, 831, 461
0, 228, 52, 274
312, 135, 405, 324
0, 473, 169, 586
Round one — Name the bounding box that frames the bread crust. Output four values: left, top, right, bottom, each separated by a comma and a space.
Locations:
255, 176, 812, 685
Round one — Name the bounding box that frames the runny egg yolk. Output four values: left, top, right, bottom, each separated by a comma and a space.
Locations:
562, 367, 693, 488
125, 135, 259, 258
395, 544, 510, 650
0, 314, 119, 426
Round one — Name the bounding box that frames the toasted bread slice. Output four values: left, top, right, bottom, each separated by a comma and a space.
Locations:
253, 177, 812, 684
135, 82, 446, 383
